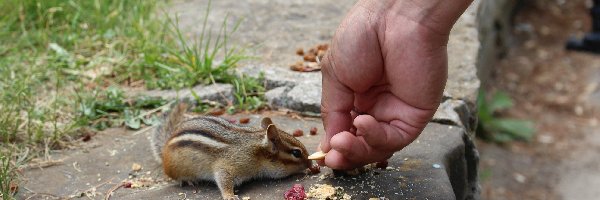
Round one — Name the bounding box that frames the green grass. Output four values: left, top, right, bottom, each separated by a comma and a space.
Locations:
477, 90, 536, 143
0, 152, 17, 199
0, 0, 263, 198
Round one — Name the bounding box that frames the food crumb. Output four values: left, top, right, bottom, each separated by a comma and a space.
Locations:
306, 184, 351, 200
131, 163, 142, 172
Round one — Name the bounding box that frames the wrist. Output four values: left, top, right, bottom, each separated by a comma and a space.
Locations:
357, 0, 473, 36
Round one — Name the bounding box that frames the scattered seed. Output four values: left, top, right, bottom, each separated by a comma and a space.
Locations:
308, 151, 326, 160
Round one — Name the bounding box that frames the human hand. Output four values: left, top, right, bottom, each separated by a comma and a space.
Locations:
318, 0, 473, 169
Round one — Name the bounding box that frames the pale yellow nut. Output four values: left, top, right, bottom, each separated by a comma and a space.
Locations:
308, 151, 327, 160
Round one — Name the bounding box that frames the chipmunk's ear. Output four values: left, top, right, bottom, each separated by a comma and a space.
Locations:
263, 124, 280, 153
261, 117, 273, 129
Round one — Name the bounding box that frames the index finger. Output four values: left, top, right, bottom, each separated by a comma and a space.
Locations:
320, 52, 354, 153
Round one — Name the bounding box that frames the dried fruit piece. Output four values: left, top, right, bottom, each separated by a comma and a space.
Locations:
308, 151, 326, 160
309, 164, 321, 174
303, 54, 316, 62
208, 109, 225, 116
81, 133, 93, 142
296, 48, 304, 56
309, 127, 318, 135
290, 62, 304, 71
317, 44, 329, 51
284, 184, 306, 200
239, 117, 250, 124
292, 129, 303, 137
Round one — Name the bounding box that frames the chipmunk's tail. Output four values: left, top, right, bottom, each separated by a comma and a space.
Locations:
150, 101, 189, 163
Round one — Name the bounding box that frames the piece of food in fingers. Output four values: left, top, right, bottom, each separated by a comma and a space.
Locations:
308, 151, 326, 160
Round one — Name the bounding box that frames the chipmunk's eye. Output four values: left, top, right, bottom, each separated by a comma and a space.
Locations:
291, 149, 302, 158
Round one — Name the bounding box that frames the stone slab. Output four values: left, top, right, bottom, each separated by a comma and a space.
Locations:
134, 83, 235, 105
18, 114, 476, 200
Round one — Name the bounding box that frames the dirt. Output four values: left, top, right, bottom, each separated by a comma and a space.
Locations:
478, 0, 600, 199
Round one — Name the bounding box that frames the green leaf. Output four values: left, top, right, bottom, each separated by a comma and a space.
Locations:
142, 115, 160, 126
125, 117, 141, 130
490, 119, 535, 140
489, 91, 513, 112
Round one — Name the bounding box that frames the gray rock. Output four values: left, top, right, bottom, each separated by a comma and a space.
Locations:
432, 99, 477, 134
285, 83, 322, 113
136, 83, 235, 105
264, 83, 322, 114
264, 86, 288, 106
238, 65, 321, 90
240, 65, 323, 113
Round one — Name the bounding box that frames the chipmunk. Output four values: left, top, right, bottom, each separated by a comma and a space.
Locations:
150, 102, 312, 200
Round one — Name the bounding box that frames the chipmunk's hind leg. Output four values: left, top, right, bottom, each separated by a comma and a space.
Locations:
214, 170, 239, 200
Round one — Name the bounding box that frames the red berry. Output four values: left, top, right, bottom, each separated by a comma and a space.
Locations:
292, 129, 303, 137
284, 184, 306, 200
309, 127, 318, 135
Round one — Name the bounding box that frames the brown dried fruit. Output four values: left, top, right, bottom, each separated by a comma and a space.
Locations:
292, 129, 303, 137
81, 133, 93, 142
317, 50, 327, 58
208, 109, 225, 116
375, 160, 389, 169
296, 48, 304, 56
309, 164, 321, 174
309, 127, 318, 135
239, 117, 250, 124
317, 44, 329, 51
303, 54, 316, 62
290, 62, 304, 72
